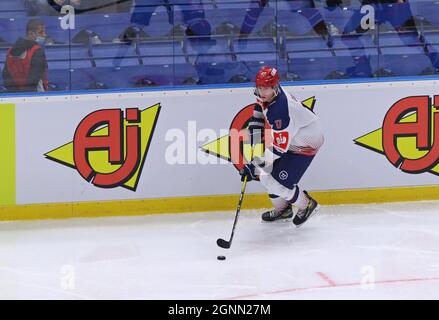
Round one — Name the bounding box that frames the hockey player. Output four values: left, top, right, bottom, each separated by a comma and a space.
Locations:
239, 66, 324, 227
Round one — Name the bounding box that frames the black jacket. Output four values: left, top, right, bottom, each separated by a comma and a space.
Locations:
2, 37, 48, 92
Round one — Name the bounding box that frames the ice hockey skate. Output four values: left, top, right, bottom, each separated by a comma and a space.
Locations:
293, 191, 320, 227
261, 204, 294, 222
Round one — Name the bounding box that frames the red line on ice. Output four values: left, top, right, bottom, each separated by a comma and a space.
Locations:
316, 272, 337, 287
225, 276, 439, 300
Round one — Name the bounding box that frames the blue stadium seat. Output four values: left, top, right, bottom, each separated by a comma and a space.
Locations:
277, 0, 315, 10
88, 67, 139, 88
232, 37, 276, 53
210, 0, 256, 4
0, 47, 7, 62
45, 45, 70, 61
0, 0, 26, 12
378, 31, 422, 48
184, 35, 240, 82
285, 36, 329, 52
49, 56, 98, 91
40, 16, 69, 44
134, 0, 196, 5
236, 52, 279, 74
89, 52, 149, 89
319, 7, 359, 34
377, 31, 431, 75
192, 53, 248, 84
94, 56, 140, 68
0, 9, 27, 20
379, 45, 432, 76
277, 9, 321, 36
139, 10, 174, 37
333, 48, 378, 78
139, 40, 183, 56
284, 36, 336, 79
173, 3, 215, 29
47, 60, 71, 91
71, 58, 100, 90
204, 2, 273, 34
184, 35, 231, 57
73, 13, 132, 43
0, 62, 4, 88
330, 34, 375, 50
287, 50, 337, 80
0, 18, 26, 45
46, 45, 91, 61
138, 41, 196, 85
327, 34, 378, 77
378, 3, 414, 30
130, 4, 173, 37
423, 30, 439, 46
133, 0, 169, 6
135, 62, 198, 86
232, 37, 278, 76
91, 43, 139, 60
138, 40, 186, 64
411, 1, 439, 26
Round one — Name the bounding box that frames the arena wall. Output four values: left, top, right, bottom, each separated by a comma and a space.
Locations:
1, 79, 438, 220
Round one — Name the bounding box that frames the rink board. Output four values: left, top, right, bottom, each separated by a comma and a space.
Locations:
0, 79, 438, 220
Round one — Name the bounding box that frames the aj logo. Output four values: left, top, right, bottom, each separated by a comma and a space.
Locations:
45, 104, 161, 191
355, 96, 439, 175
201, 97, 316, 171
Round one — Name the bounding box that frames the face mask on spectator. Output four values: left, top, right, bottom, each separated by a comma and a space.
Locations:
35, 36, 46, 46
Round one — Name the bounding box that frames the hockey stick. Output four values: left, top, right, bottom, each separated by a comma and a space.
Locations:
217, 147, 254, 249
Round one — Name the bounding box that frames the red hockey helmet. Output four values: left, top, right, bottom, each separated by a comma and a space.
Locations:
255, 66, 280, 88
254, 66, 280, 100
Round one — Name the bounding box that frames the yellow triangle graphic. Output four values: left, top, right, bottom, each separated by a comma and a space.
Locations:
200, 135, 230, 161
354, 127, 384, 153
301, 96, 316, 111
45, 104, 161, 191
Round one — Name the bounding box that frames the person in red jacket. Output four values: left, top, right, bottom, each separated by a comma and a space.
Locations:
3, 19, 49, 93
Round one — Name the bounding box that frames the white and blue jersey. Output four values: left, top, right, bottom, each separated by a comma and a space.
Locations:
254, 87, 324, 203
255, 88, 324, 167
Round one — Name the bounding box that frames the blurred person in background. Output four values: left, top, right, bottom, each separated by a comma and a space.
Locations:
3, 19, 49, 92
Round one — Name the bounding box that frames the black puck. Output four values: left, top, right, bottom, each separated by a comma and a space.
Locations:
217, 255, 226, 261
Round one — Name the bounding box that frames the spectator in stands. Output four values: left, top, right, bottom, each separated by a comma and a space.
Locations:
2, 19, 49, 92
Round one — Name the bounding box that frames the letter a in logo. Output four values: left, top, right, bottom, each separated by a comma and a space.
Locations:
74, 108, 141, 188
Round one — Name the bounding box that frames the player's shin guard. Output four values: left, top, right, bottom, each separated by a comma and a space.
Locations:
288, 187, 308, 210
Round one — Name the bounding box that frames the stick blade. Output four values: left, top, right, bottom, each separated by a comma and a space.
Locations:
217, 238, 231, 249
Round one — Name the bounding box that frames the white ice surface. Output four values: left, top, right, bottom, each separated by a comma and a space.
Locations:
1, 201, 439, 300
